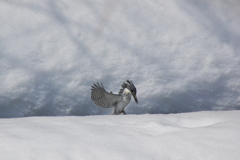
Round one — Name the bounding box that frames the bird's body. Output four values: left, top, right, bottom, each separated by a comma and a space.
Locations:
112, 88, 132, 114
91, 80, 138, 115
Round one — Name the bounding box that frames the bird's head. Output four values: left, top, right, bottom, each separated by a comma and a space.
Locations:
122, 80, 138, 103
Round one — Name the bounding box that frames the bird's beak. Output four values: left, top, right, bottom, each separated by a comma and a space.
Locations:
132, 94, 138, 104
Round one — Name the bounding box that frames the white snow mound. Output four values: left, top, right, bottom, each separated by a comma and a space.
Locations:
1, 111, 240, 160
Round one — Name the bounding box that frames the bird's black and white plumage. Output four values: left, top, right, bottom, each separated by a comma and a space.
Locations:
91, 80, 138, 115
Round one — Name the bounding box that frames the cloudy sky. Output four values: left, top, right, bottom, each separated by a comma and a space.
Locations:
0, 0, 239, 117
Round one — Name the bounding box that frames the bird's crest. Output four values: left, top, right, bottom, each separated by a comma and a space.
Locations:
118, 80, 136, 95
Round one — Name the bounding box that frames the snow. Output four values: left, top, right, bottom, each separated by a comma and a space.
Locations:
0, 111, 240, 160
1, 1, 239, 159
0, 0, 239, 117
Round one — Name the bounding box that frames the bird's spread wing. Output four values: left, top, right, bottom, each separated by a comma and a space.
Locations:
91, 83, 122, 108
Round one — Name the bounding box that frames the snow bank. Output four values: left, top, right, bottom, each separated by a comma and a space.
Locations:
1, 111, 240, 160
0, 0, 240, 117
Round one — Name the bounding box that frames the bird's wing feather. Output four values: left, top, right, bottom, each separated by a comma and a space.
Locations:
91, 82, 122, 108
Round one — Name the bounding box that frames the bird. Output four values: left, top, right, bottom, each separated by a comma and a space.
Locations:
91, 80, 138, 115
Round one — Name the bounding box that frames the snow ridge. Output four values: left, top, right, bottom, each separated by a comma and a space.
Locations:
1, 111, 240, 160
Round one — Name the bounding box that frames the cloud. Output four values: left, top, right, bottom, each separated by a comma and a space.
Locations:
0, 0, 239, 117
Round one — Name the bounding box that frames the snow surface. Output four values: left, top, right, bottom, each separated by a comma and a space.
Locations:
1, 111, 240, 160
0, 0, 240, 117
